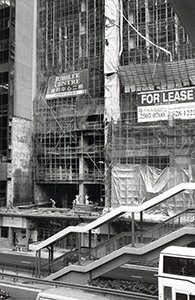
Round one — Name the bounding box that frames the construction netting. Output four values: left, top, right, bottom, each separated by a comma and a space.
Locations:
111, 164, 194, 214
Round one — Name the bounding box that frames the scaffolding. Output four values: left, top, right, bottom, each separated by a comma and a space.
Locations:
107, 0, 195, 211
34, 0, 105, 206
34, 0, 195, 211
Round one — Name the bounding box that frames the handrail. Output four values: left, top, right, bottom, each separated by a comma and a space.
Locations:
138, 208, 195, 244
142, 209, 192, 234
39, 209, 195, 276
32, 183, 195, 252
82, 209, 195, 260
40, 232, 132, 275
40, 248, 79, 275
88, 232, 132, 260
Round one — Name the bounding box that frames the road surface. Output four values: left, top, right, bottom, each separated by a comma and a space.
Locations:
0, 282, 41, 300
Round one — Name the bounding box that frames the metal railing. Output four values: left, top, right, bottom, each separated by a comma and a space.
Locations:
137, 208, 195, 244
39, 209, 195, 276
39, 232, 132, 276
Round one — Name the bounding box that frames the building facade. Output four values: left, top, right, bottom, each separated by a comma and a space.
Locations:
34, 0, 105, 207
34, 0, 195, 214
0, 0, 195, 215
0, 0, 36, 208
112, 0, 195, 213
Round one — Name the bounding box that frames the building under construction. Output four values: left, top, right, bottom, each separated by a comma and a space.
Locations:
0, 0, 195, 214
34, 0, 105, 207
33, 0, 195, 213
0, 0, 195, 255
111, 0, 195, 213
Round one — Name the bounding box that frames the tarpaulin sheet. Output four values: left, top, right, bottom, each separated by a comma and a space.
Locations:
104, 0, 120, 123
112, 164, 193, 215
104, 73, 120, 122
104, 0, 120, 74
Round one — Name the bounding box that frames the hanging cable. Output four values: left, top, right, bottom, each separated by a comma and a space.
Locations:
105, 0, 173, 61
123, 12, 173, 61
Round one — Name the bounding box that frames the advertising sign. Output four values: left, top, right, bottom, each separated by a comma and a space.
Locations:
137, 87, 195, 122
45, 69, 88, 99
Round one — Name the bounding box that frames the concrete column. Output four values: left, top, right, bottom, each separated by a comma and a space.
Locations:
140, 211, 143, 243
50, 244, 54, 260
131, 212, 135, 247
79, 132, 84, 204
79, 183, 84, 204
89, 230, 92, 248
78, 233, 81, 265
36, 250, 41, 278
26, 221, 30, 251
108, 222, 110, 239
8, 227, 13, 247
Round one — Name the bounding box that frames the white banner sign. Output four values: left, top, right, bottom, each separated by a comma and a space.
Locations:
138, 87, 195, 122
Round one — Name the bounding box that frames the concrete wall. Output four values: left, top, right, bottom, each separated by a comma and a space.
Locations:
10, 117, 33, 204
6, 0, 37, 205
34, 185, 51, 204
0, 162, 7, 180
14, 0, 36, 120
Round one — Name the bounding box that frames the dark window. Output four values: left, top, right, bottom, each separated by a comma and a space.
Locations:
4, 49, 8, 60
123, 156, 169, 169
164, 286, 172, 300
4, 7, 10, 18
176, 293, 187, 300
0, 181, 6, 207
1, 226, 8, 238
0, 72, 8, 156
163, 255, 195, 277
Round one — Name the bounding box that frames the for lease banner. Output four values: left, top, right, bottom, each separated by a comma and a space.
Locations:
137, 87, 195, 122
45, 69, 88, 99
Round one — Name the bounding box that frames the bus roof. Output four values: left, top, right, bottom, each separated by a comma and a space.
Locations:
161, 246, 195, 258
36, 287, 109, 300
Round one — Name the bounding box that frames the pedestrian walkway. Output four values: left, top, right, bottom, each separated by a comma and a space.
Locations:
0, 247, 64, 258
0, 246, 66, 279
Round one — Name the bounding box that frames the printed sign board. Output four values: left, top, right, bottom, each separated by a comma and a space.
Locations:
45, 69, 88, 99
137, 87, 195, 122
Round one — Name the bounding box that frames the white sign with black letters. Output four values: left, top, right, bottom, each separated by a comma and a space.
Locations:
138, 87, 195, 122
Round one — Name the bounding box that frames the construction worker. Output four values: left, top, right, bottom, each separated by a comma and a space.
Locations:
50, 198, 56, 208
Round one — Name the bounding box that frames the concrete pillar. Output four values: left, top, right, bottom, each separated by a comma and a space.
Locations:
79, 183, 84, 204
140, 211, 143, 243
78, 233, 81, 265
26, 221, 30, 251
8, 227, 13, 247
131, 212, 135, 247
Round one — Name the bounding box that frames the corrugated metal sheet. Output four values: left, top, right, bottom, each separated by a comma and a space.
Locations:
119, 59, 195, 92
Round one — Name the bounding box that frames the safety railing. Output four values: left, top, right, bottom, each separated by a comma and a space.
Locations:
40, 209, 195, 277
88, 232, 132, 260
39, 232, 132, 276
138, 208, 195, 244
40, 248, 79, 276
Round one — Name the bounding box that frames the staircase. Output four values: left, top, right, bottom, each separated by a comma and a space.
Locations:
31, 183, 195, 284
40, 208, 195, 282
